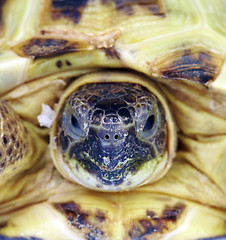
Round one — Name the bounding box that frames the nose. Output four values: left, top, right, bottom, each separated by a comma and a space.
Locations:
96, 127, 127, 148
104, 132, 119, 141
97, 128, 127, 150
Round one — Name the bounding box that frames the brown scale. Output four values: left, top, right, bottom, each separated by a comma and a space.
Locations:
128, 203, 186, 239
54, 201, 107, 239
13, 38, 79, 59
152, 48, 224, 85
0, 100, 29, 174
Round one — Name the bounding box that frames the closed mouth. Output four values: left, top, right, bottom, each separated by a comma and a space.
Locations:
95, 159, 138, 185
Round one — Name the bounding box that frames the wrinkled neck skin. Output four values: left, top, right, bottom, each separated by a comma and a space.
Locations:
51, 72, 174, 191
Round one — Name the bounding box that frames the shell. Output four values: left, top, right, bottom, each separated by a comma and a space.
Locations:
0, 1, 226, 239
0, 0, 226, 94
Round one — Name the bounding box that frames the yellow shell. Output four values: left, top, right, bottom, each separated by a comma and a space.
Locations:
0, 0, 225, 239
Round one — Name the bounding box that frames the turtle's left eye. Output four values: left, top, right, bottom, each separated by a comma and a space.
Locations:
135, 96, 166, 142
143, 115, 155, 132
137, 112, 159, 141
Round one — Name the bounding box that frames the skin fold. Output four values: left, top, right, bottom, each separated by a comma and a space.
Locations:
0, 0, 225, 239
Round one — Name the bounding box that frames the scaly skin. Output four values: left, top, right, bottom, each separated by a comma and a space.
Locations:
0, 100, 60, 210
0, 0, 225, 239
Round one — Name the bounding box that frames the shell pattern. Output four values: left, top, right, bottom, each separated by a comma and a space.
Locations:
0, 0, 225, 240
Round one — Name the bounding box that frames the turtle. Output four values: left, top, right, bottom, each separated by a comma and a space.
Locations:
0, 0, 225, 239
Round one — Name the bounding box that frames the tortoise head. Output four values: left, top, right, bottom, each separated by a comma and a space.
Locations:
50, 72, 176, 191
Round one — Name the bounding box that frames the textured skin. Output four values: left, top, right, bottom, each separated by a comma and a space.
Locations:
0, 0, 225, 239
57, 82, 166, 186
0, 100, 31, 184
0, 101, 29, 171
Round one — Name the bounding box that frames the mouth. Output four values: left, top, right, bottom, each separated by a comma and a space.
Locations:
66, 130, 155, 186
98, 162, 134, 185
79, 152, 138, 185
100, 152, 132, 171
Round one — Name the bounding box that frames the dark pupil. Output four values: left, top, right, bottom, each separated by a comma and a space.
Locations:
71, 115, 79, 129
143, 115, 155, 132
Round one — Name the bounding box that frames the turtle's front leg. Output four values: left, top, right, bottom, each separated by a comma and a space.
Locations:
0, 99, 36, 184
0, 100, 58, 210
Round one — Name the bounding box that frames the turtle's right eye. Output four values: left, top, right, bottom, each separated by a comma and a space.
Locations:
66, 113, 85, 139
59, 103, 87, 141
137, 111, 159, 141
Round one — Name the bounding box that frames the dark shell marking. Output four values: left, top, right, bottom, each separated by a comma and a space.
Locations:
152, 48, 224, 85
104, 0, 165, 17
50, 0, 165, 22
0, 236, 43, 240
128, 203, 186, 239
0, 0, 6, 29
13, 38, 79, 59
101, 47, 121, 60
54, 201, 106, 240
51, 0, 89, 23
57, 83, 167, 186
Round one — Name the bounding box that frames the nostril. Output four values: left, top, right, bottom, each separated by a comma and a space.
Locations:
105, 134, 110, 140
114, 134, 119, 140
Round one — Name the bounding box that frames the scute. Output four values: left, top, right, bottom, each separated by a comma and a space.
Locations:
0, 0, 225, 92
111, 0, 165, 17
0, 0, 226, 239
54, 201, 106, 239
51, 0, 89, 24
13, 38, 79, 59
152, 47, 225, 85
0, 0, 5, 30
198, 0, 226, 36
0, 188, 225, 239
128, 202, 186, 239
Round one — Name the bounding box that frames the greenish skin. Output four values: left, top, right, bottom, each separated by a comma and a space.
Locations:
57, 82, 167, 187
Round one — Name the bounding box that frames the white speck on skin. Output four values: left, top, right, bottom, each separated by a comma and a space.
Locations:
37, 104, 56, 128
103, 156, 110, 165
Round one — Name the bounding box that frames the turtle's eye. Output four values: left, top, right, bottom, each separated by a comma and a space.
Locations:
67, 113, 85, 139
70, 115, 80, 130
138, 112, 159, 140
135, 95, 166, 143
59, 103, 87, 141
143, 114, 155, 132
